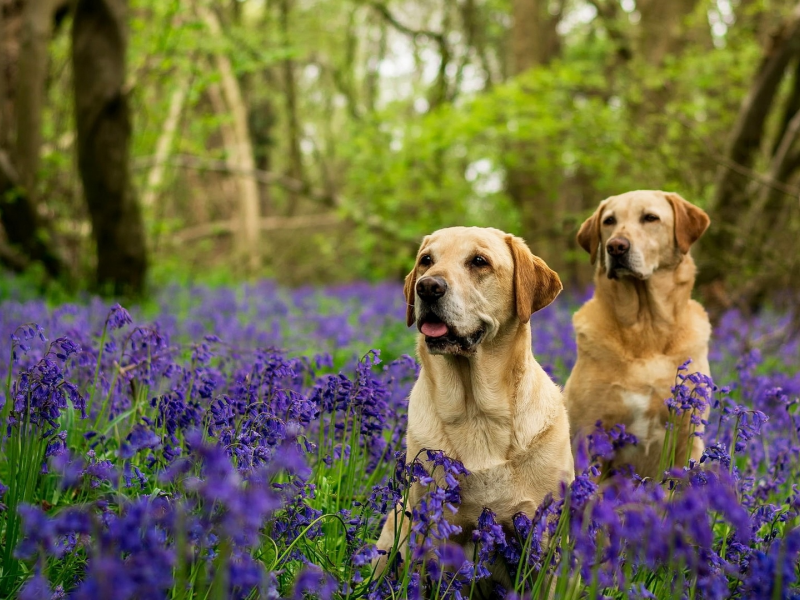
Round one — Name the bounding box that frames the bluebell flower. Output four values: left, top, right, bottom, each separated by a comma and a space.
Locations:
105, 304, 133, 331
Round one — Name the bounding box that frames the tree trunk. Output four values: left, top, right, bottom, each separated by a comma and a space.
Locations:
0, 0, 64, 278
637, 0, 705, 66
506, 0, 564, 271
700, 4, 800, 285
511, 0, 559, 72
72, 0, 147, 295
141, 79, 188, 209
197, 3, 261, 273
279, 0, 305, 216
0, 150, 63, 276
15, 0, 59, 195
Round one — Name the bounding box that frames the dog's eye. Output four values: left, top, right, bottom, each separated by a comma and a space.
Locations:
471, 255, 489, 267
643, 214, 660, 223
602, 216, 616, 226
419, 254, 433, 266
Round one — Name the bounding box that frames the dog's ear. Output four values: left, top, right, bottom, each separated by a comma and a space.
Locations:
404, 237, 431, 327
576, 201, 606, 265
506, 235, 563, 323
403, 266, 417, 327
664, 192, 710, 254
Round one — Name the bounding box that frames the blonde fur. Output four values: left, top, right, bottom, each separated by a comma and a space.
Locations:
376, 227, 574, 586
564, 190, 711, 478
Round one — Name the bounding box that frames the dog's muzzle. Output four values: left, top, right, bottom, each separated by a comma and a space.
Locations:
606, 236, 632, 280
415, 276, 485, 355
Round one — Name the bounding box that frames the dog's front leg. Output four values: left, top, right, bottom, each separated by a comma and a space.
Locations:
373, 502, 412, 575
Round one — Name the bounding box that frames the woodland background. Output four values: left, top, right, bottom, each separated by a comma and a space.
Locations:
2, 0, 800, 316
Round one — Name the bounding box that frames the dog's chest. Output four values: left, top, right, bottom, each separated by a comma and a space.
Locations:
411, 411, 512, 472
409, 375, 516, 471
457, 461, 519, 512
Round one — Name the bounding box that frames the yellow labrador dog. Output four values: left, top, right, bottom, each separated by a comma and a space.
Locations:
376, 226, 574, 584
563, 190, 711, 479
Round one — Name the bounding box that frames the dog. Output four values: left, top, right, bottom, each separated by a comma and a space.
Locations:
563, 190, 711, 479
375, 226, 574, 591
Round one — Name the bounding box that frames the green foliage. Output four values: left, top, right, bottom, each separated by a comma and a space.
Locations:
14, 0, 792, 289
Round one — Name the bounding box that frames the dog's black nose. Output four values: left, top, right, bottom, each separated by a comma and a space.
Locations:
606, 237, 630, 257
417, 276, 448, 301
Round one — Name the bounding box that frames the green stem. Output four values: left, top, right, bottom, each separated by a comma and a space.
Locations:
89, 324, 109, 429
271, 513, 348, 569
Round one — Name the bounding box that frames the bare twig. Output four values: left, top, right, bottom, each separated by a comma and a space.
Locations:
677, 117, 800, 199
141, 78, 190, 209
743, 107, 800, 228
131, 153, 337, 205
710, 3, 800, 216
369, 1, 450, 107
368, 1, 445, 43
172, 213, 342, 244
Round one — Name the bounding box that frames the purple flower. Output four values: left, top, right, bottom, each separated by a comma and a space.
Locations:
105, 304, 133, 331
18, 565, 55, 600
292, 565, 337, 600
119, 423, 162, 459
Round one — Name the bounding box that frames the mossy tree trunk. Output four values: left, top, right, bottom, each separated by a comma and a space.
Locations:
72, 0, 147, 295
0, 0, 64, 278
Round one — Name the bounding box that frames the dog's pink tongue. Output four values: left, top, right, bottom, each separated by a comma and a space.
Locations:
421, 322, 448, 338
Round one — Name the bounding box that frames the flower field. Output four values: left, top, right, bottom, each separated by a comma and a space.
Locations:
0, 281, 798, 599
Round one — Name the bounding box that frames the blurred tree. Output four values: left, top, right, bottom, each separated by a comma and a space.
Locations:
278, 0, 305, 216
196, 1, 261, 273
637, 0, 707, 65
2, 0, 799, 312
700, 3, 800, 310
72, 0, 147, 295
0, 0, 65, 278
505, 0, 566, 274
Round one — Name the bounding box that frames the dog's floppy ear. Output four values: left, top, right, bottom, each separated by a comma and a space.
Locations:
576, 201, 606, 265
403, 266, 417, 327
664, 192, 710, 254
506, 235, 563, 323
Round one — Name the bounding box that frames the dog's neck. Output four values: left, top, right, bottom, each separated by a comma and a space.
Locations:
595, 252, 697, 334
417, 322, 549, 468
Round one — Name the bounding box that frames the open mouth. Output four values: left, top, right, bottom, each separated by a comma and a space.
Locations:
419, 314, 449, 338
417, 312, 485, 355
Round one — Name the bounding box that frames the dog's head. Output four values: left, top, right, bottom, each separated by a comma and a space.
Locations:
576, 190, 710, 280
403, 227, 562, 356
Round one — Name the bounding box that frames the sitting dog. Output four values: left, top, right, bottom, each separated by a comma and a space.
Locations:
375, 226, 574, 589
563, 190, 711, 479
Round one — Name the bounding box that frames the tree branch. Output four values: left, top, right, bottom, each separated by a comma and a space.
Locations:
742, 107, 800, 235
173, 213, 341, 244
131, 153, 338, 206
196, 1, 262, 272
369, 1, 450, 108
586, 0, 632, 61
710, 3, 800, 219
141, 77, 190, 209
368, 2, 445, 43
677, 117, 800, 199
